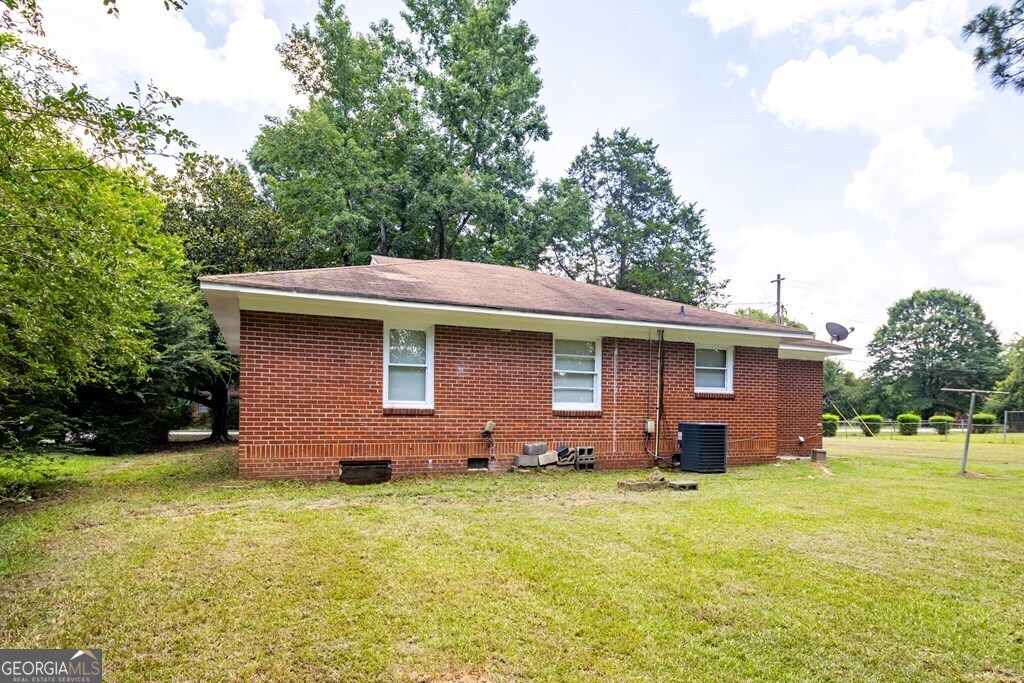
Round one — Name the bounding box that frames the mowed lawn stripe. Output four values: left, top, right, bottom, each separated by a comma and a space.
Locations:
1, 438, 1023, 682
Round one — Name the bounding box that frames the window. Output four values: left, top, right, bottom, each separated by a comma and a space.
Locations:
553, 338, 601, 409
384, 327, 433, 407
695, 347, 733, 393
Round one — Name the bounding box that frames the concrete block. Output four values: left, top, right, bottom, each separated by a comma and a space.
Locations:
617, 480, 668, 491
538, 451, 558, 466
522, 442, 548, 456
668, 480, 699, 491
514, 454, 539, 468
811, 449, 827, 463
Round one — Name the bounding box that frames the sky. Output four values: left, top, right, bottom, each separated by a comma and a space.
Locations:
34, 0, 1024, 371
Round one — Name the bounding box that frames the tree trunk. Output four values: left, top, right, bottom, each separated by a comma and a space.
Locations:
206, 384, 232, 443
436, 215, 446, 260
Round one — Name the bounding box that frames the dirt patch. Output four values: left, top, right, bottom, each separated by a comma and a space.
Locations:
69, 520, 105, 531
404, 670, 493, 683
971, 669, 1024, 682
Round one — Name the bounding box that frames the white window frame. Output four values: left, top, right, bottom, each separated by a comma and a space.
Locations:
383, 325, 434, 408
694, 346, 734, 394
552, 337, 602, 411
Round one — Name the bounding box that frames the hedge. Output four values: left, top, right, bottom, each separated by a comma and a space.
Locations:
822, 414, 840, 437
972, 412, 998, 434
858, 414, 884, 437
897, 413, 922, 436
929, 415, 954, 435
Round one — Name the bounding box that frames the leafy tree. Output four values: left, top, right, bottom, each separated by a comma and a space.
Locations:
0, 21, 193, 461
68, 295, 233, 453
0, 31, 192, 395
157, 154, 291, 274
868, 289, 1003, 416
533, 178, 593, 275
985, 336, 1024, 416
154, 154, 298, 441
0, 35, 189, 167
251, 0, 550, 266
733, 307, 808, 330
252, 5, 428, 266
963, 1, 1024, 93
820, 359, 884, 417
402, 0, 549, 260
552, 129, 725, 307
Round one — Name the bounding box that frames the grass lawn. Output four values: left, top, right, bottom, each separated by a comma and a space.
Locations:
2, 437, 1023, 682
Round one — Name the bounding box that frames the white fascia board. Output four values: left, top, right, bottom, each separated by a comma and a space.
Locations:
778, 343, 851, 360
200, 281, 817, 353
202, 287, 242, 353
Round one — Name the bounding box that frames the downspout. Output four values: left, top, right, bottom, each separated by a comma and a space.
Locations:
645, 329, 671, 463
655, 329, 665, 462
612, 338, 619, 454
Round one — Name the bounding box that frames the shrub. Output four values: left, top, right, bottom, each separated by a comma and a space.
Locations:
929, 415, 954, 435
822, 414, 840, 437
896, 413, 922, 436
858, 414, 884, 437
972, 412, 997, 434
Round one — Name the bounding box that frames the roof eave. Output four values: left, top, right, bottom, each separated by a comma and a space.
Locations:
201, 281, 819, 354
778, 342, 852, 360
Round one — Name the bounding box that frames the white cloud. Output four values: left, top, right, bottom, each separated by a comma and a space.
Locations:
844, 128, 966, 230
686, 0, 890, 38
849, 0, 967, 44
844, 129, 1024, 336
687, 0, 965, 43
38, 0, 298, 110
724, 60, 749, 86
757, 36, 981, 135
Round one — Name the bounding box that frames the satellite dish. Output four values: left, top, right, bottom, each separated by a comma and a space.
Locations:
825, 322, 854, 343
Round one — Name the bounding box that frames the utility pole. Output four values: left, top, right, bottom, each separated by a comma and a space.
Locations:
771, 273, 785, 325
941, 388, 1009, 474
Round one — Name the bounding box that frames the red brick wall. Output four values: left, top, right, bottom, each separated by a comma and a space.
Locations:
238, 311, 823, 480
777, 359, 824, 455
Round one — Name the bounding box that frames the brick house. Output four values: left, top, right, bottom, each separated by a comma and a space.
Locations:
200, 257, 849, 480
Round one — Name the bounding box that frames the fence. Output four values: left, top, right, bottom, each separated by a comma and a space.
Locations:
830, 419, 1018, 440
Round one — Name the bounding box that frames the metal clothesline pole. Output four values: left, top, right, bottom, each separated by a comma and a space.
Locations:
940, 388, 1010, 474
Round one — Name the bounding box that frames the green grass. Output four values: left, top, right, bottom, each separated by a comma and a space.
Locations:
2, 440, 1023, 682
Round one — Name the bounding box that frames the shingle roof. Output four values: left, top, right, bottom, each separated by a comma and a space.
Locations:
201, 258, 815, 336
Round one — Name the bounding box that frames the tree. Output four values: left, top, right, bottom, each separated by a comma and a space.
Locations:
868, 289, 1003, 416
251, 4, 429, 267
68, 295, 234, 454
157, 154, 292, 275
963, 1, 1024, 94
0, 21, 193, 460
0, 31, 192, 396
733, 307, 808, 330
402, 0, 549, 261
252, 0, 551, 267
551, 129, 725, 307
986, 336, 1024, 416
154, 154, 297, 442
